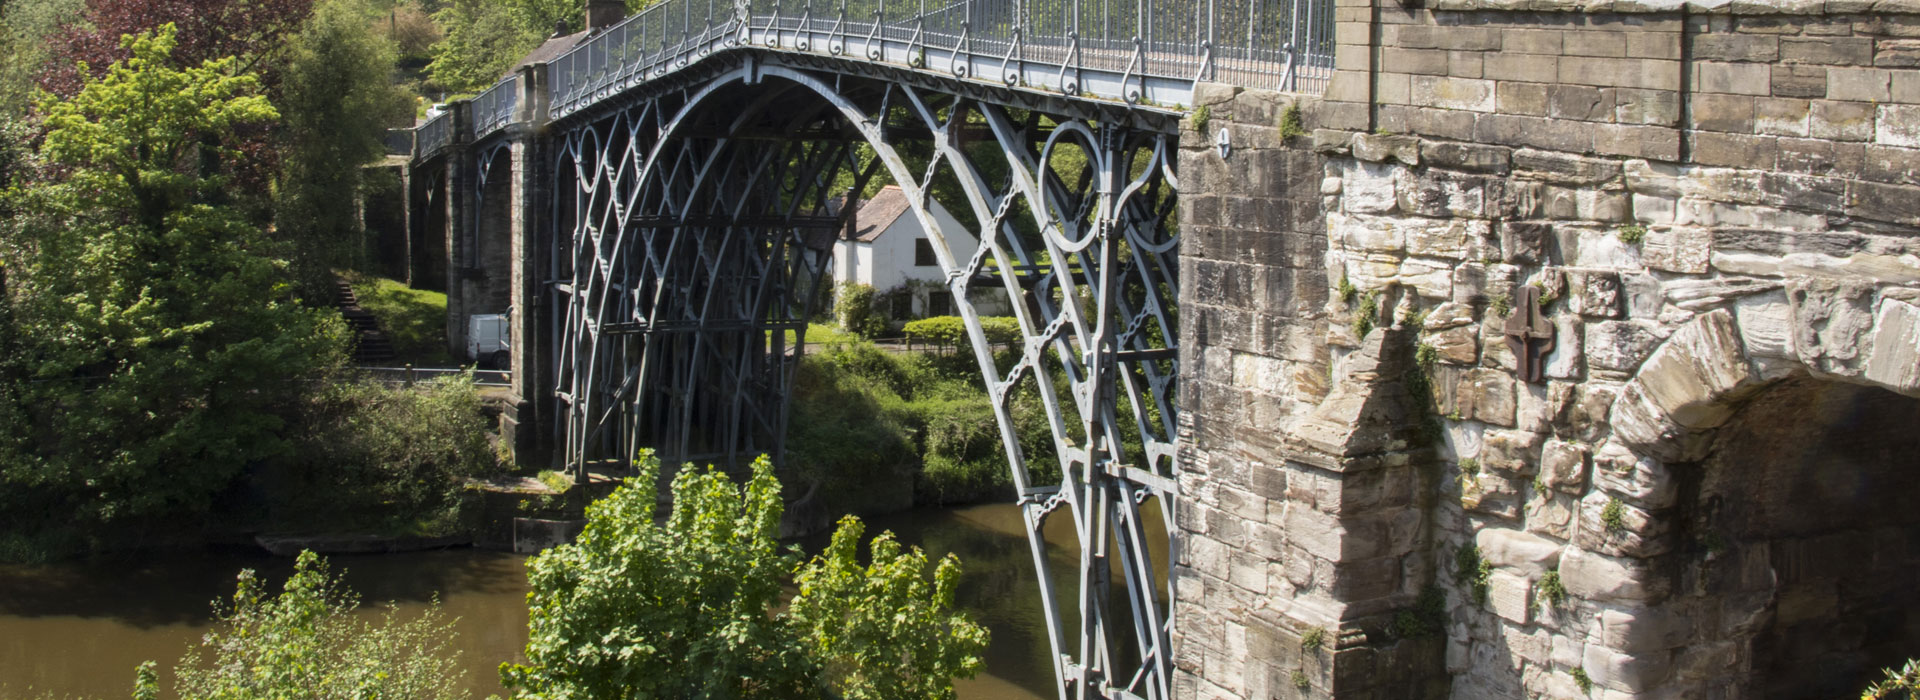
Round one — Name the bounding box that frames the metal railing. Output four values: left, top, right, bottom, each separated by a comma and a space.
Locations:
357, 366, 512, 387
382, 128, 414, 156
470, 80, 520, 140
545, 0, 1332, 119
417, 112, 453, 158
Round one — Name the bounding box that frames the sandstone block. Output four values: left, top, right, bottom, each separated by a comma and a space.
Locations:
1896, 70, 1920, 103
1693, 34, 1778, 62
1488, 572, 1535, 624
1526, 493, 1578, 541
1539, 438, 1590, 493
1481, 429, 1543, 474
1413, 76, 1496, 112
1339, 160, 1400, 215
1828, 67, 1892, 102
1545, 315, 1584, 380
1457, 368, 1518, 426
1641, 225, 1711, 274
1694, 61, 1770, 96
1630, 309, 1757, 430
1560, 546, 1667, 604
1810, 100, 1876, 141
1613, 88, 1682, 126
1590, 446, 1678, 510
1425, 142, 1512, 174
1782, 37, 1873, 66
1497, 81, 1550, 116
1569, 271, 1624, 319
1400, 257, 1456, 299
1754, 97, 1811, 136
1350, 132, 1421, 165
1770, 65, 1827, 99
1584, 320, 1662, 375
1583, 645, 1676, 693
1477, 527, 1565, 578
1864, 298, 1920, 393
1878, 104, 1920, 147
1692, 93, 1755, 132
1513, 149, 1624, 186
1789, 278, 1876, 376
1601, 607, 1692, 654
1430, 325, 1480, 365
1502, 222, 1552, 266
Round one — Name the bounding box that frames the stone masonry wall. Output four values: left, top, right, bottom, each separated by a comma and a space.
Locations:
1177, 1, 1920, 698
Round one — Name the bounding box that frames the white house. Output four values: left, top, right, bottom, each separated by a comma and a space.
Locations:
830, 185, 1009, 320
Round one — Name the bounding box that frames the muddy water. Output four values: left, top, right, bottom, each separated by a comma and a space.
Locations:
0, 501, 1166, 699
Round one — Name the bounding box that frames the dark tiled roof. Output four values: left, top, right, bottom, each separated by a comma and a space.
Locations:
833, 185, 914, 242
503, 31, 590, 80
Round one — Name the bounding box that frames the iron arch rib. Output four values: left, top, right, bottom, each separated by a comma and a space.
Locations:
547, 63, 1181, 700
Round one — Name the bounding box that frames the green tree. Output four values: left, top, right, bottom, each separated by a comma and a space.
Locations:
0, 0, 86, 117
424, 0, 542, 95
277, 0, 413, 295
425, 0, 661, 95
791, 516, 989, 700
501, 451, 987, 699
133, 549, 468, 699
0, 25, 346, 532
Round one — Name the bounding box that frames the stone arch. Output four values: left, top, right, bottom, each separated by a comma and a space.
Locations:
1558, 287, 1920, 697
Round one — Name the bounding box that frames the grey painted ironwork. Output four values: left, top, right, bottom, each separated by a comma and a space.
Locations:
543, 0, 1332, 122
418, 112, 453, 157
546, 62, 1181, 700
471, 80, 521, 140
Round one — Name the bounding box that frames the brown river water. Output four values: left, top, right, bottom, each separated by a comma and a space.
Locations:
0, 501, 1165, 699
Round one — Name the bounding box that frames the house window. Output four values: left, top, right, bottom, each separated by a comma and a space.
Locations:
928, 291, 952, 317
914, 238, 937, 267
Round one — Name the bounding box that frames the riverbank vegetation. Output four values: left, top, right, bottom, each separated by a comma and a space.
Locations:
505, 452, 987, 699
132, 550, 467, 699
0, 10, 497, 562
788, 339, 1057, 508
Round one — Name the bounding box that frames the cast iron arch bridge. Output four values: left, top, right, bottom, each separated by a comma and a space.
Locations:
406, 1, 1330, 697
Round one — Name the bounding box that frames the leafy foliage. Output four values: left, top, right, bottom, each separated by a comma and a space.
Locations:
834, 281, 887, 338
1865, 659, 1920, 700
135, 550, 468, 699
36, 0, 314, 100
502, 452, 987, 699
791, 516, 989, 700
271, 373, 495, 534
276, 0, 414, 295
425, 0, 540, 94
904, 316, 1020, 352
0, 25, 347, 530
0, 0, 85, 117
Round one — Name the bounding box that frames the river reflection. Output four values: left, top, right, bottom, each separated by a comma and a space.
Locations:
0, 501, 1165, 700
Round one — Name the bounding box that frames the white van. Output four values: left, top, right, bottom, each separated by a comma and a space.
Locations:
467, 313, 510, 369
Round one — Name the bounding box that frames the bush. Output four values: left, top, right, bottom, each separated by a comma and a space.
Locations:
905, 315, 1020, 352
138, 550, 467, 699
903, 316, 966, 349
501, 453, 987, 699
271, 373, 496, 533
834, 282, 886, 338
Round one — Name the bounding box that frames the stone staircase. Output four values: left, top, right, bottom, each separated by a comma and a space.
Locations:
334, 278, 397, 364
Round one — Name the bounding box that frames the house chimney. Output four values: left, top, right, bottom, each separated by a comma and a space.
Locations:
586, 0, 626, 33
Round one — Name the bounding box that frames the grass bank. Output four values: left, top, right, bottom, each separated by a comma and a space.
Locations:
342, 271, 454, 366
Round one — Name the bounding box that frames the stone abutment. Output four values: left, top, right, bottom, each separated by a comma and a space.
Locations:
1174, 1, 1920, 697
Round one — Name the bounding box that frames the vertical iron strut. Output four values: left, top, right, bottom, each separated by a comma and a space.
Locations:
546, 65, 1180, 700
